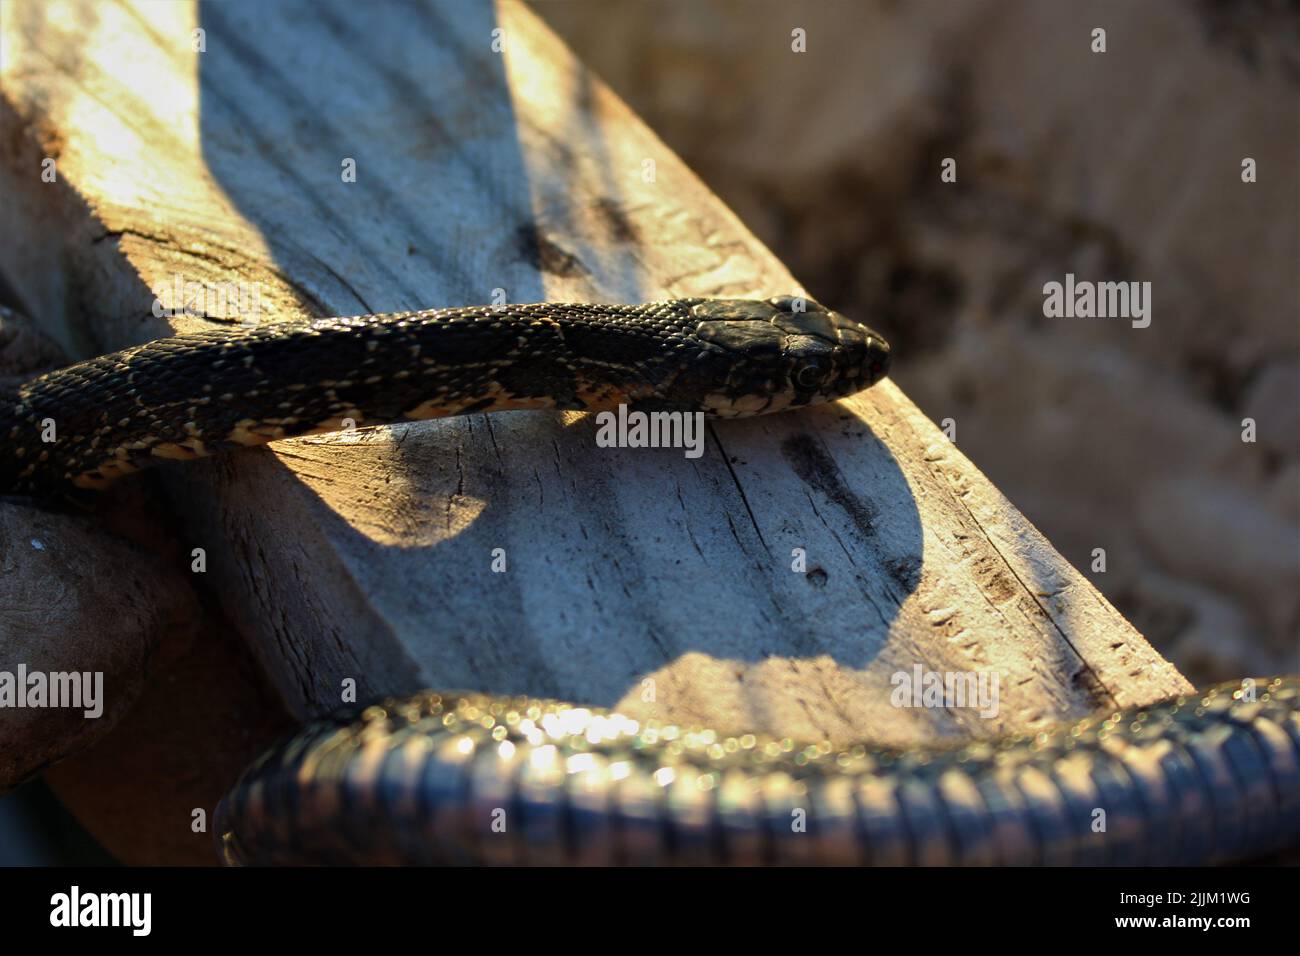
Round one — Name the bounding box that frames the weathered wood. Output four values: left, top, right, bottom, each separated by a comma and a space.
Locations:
0, 0, 1190, 758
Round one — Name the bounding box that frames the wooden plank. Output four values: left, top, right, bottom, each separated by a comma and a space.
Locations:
0, 0, 1191, 754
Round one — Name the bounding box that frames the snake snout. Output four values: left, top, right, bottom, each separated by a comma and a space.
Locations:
863, 328, 891, 385
824, 310, 891, 391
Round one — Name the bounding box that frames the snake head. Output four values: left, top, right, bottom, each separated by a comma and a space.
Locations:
689, 296, 890, 417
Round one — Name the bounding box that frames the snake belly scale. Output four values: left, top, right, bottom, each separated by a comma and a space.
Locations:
3, 297, 1296, 865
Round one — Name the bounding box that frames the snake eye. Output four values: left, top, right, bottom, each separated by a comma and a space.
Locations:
796, 363, 827, 389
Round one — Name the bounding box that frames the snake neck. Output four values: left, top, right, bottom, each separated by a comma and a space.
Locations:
0, 306, 691, 495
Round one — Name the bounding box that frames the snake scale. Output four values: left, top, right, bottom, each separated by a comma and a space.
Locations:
215, 679, 1300, 866
3, 297, 1296, 866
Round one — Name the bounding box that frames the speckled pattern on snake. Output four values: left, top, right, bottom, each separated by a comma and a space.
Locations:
3, 297, 1296, 865
0, 297, 885, 495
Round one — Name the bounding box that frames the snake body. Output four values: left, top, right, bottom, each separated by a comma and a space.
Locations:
215, 678, 1300, 866
4, 297, 1296, 865
0, 297, 886, 495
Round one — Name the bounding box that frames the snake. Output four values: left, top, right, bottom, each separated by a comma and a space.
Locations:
0, 297, 885, 495
215, 678, 1300, 866
2, 296, 1296, 865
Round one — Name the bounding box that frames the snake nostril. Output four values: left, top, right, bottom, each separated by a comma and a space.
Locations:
866, 337, 891, 379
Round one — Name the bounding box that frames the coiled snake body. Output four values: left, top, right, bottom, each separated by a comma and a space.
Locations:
4, 298, 1296, 865
217, 679, 1300, 866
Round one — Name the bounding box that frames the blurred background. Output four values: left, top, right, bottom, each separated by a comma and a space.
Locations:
2, 0, 1297, 863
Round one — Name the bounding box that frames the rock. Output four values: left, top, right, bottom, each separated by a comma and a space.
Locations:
0, 304, 69, 391
43, 612, 294, 865
0, 504, 194, 790
1136, 476, 1300, 657
1244, 360, 1300, 458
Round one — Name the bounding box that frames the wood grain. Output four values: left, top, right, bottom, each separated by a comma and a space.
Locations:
0, 0, 1191, 758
